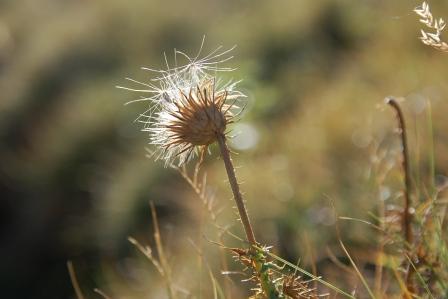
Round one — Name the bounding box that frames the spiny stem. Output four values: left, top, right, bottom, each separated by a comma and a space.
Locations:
386, 98, 414, 293
387, 98, 413, 245
216, 133, 257, 246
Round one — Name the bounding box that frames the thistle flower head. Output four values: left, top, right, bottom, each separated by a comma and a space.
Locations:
118, 43, 245, 166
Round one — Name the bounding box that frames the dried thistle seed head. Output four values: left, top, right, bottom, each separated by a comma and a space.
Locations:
155, 79, 238, 160
167, 81, 229, 146
117, 43, 245, 166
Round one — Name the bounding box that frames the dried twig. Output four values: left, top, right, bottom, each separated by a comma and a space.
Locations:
386, 98, 413, 247
386, 98, 415, 295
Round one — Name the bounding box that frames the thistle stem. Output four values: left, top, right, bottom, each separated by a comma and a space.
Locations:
216, 133, 257, 246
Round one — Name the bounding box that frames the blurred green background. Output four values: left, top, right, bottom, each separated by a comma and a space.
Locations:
1, 0, 448, 298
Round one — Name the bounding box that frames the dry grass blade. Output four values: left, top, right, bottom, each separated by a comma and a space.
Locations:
129, 204, 177, 299
94, 288, 113, 299
390, 258, 412, 299
338, 239, 376, 299
325, 247, 353, 274
188, 238, 225, 299
405, 255, 435, 299
303, 232, 319, 297
67, 261, 85, 299
339, 216, 384, 232
128, 236, 163, 274
177, 164, 218, 223
331, 198, 376, 299
150, 201, 176, 299
179, 162, 232, 297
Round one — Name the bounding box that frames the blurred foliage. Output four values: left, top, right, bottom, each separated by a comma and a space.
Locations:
1, 0, 448, 298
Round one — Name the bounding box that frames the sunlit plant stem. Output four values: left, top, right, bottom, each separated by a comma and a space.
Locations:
217, 133, 257, 246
